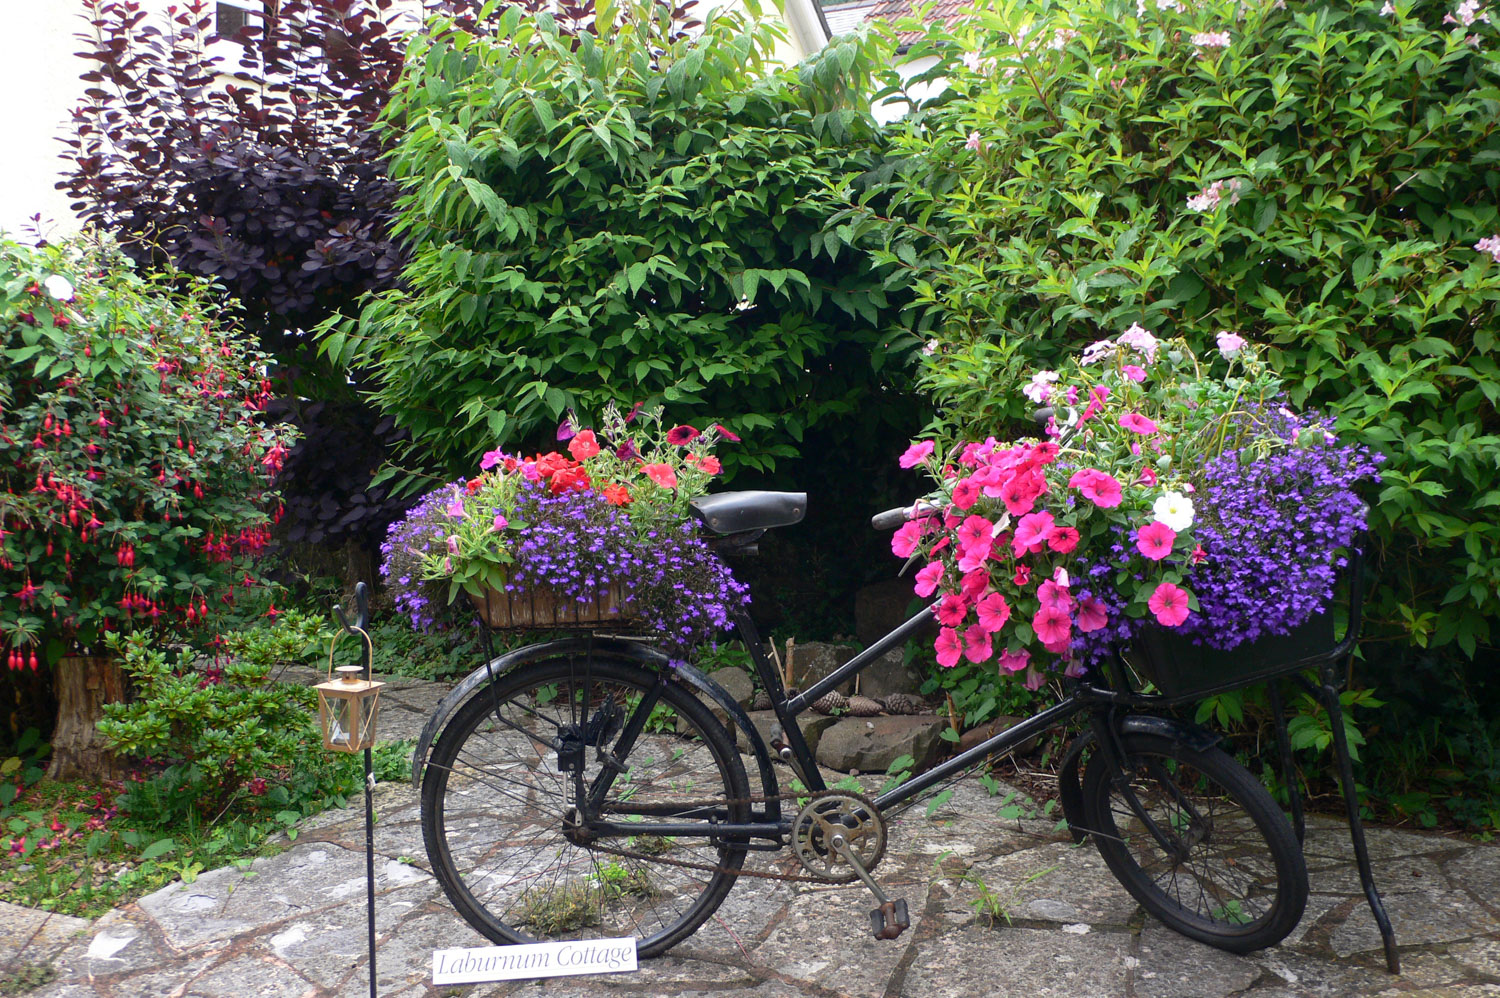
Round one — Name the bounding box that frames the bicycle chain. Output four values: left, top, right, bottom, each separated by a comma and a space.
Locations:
583, 789, 870, 885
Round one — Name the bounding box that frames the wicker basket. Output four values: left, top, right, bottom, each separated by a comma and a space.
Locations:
468, 583, 634, 630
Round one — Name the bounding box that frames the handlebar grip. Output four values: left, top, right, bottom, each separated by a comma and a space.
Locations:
871, 507, 910, 531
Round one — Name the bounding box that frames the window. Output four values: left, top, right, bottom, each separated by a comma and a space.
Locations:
214, 1, 264, 41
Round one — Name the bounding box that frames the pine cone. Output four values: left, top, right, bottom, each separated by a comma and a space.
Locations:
880, 692, 923, 715
847, 695, 883, 717
751, 691, 773, 711
811, 691, 848, 715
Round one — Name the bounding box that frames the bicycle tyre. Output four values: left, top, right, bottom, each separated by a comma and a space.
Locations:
420, 656, 751, 957
1081, 733, 1308, 953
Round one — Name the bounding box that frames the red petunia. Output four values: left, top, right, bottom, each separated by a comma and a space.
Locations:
643, 463, 678, 489
1048, 526, 1080, 553
666, 425, 700, 446
602, 483, 632, 505
713, 423, 740, 442
568, 429, 601, 461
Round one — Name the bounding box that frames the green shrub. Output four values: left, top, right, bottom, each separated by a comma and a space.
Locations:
856, 0, 1499, 659
326, 0, 922, 477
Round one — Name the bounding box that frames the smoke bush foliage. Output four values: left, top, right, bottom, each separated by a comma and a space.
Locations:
326, 0, 922, 476
850, 0, 1500, 661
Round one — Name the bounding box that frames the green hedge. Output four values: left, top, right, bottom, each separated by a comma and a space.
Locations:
327, 1, 922, 477
853, 0, 1500, 660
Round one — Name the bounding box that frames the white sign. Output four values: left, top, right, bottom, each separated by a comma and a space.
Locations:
432, 938, 638, 984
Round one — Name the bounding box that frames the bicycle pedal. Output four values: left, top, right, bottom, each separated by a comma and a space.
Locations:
869, 899, 910, 941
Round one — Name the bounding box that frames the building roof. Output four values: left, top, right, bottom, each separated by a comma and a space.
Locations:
856, 0, 974, 44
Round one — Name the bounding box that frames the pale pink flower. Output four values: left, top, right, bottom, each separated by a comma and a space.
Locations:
965, 130, 985, 152
1023, 370, 1060, 403
1148, 582, 1191, 626
1187, 178, 1243, 212
1118, 323, 1159, 361
1445, 0, 1489, 24
1476, 235, 1500, 263
1049, 27, 1080, 49
1379, 1, 1394, 12
1191, 30, 1232, 51
1216, 329, 1247, 356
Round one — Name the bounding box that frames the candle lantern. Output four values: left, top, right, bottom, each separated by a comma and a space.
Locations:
316, 645, 384, 752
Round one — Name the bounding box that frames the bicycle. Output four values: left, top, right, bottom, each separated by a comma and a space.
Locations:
410, 489, 1399, 969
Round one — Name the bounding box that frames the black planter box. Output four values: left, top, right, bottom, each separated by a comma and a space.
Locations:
1124, 610, 1337, 699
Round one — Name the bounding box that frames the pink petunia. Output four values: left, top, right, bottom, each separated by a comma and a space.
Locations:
891, 520, 924, 558
1136, 520, 1177, 561
951, 477, 981, 510
445, 496, 466, 519
935, 627, 963, 668
1122, 364, 1146, 383
1048, 526, 1080, 554
1137, 466, 1158, 487
998, 469, 1046, 516
957, 539, 993, 573
480, 448, 505, 471
713, 422, 740, 442
957, 515, 993, 550
962, 625, 993, 663
492, 514, 509, 532
976, 592, 1011, 632
1037, 579, 1074, 613
666, 424, 700, 446
643, 463, 678, 489
1148, 582, 1191, 627
1012, 511, 1056, 555
960, 569, 990, 602
899, 440, 935, 468
914, 561, 945, 598
936, 594, 969, 627
997, 647, 1030, 674
1032, 604, 1072, 647
1023, 665, 1047, 691
1119, 412, 1158, 435
1069, 469, 1123, 508
1076, 597, 1109, 633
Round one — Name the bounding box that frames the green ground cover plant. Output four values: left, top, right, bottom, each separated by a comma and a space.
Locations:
846, 0, 1500, 830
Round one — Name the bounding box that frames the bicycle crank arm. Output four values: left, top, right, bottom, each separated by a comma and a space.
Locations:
830, 832, 910, 941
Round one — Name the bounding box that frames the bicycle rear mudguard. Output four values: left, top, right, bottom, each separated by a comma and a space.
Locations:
1056, 715, 1221, 843
409, 637, 782, 810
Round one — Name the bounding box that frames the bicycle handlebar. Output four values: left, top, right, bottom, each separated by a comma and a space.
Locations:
871, 501, 940, 531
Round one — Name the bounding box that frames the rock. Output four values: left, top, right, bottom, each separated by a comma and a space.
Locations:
856, 647, 925, 700
736, 709, 840, 758
815, 715, 947, 774
956, 715, 1041, 757
788, 641, 857, 694
709, 666, 755, 708
855, 578, 920, 648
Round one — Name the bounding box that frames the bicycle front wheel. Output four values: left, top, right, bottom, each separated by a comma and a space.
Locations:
1082, 733, 1308, 953
420, 656, 751, 957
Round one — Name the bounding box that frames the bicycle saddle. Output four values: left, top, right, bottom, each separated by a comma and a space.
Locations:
689, 491, 807, 535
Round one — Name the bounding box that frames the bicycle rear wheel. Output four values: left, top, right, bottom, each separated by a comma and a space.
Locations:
1082, 733, 1308, 953
420, 656, 751, 957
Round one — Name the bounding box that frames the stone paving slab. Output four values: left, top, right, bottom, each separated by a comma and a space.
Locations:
10, 673, 1500, 997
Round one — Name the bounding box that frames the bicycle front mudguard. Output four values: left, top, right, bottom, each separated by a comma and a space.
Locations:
409, 637, 783, 815
1057, 715, 1221, 844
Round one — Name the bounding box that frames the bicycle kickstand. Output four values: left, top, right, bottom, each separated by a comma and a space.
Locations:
829, 833, 911, 941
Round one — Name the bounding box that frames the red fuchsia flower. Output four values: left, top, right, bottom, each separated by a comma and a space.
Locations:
1190, 544, 1208, 564
1033, 605, 1072, 649
976, 592, 1011, 632
568, 429, 601, 460
1038, 579, 1074, 613
936, 594, 968, 627
997, 647, 1030, 674
1048, 526, 1080, 554
1119, 412, 1159, 435
266, 604, 279, 619
914, 561, 945, 597
1068, 469, 1123, 508
891, 520, 924, 558
1135, 520, 1177, 561
962, 624, 993, 663
951, 476, 981, 510
642, 463, 678, 489
1012, 511, 1056, 555
602, 484, 632, 506
1148, 582, 1191, 627
666, 424, 700, 446
1076, 597, 1110, 633
480, 448, 505, 470
248, 777, 268, 797
1012, 564, 1031, 586
899, 440, 935, 468
935, 626, 963, 668
8, 837, 24, 855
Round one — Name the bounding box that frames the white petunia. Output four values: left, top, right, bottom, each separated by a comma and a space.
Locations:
1152, 490, 1195, 532
43, 274, 75, 301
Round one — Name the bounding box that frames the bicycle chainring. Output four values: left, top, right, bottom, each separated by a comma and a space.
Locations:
791, 790, 887, 883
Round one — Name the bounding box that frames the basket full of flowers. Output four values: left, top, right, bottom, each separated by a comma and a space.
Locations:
894, 326, 1382, 698
380, 404, 748, 664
